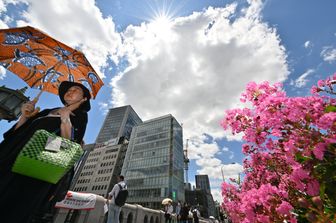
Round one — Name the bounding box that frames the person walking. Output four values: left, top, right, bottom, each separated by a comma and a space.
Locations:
164, 200, 173, 223
176, 201, 182, 223
0, 81, 91, 223
192, 207, 200, 223
179, 203, 190, 223
107, 175, 127, 223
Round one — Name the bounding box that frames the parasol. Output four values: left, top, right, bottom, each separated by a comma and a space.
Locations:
0, 26, 103, 102
162, 198, 173, 205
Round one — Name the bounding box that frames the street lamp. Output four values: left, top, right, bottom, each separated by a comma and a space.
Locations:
221, 166, 225, 182
0, 85, 29, 121
221, 162, 238, 182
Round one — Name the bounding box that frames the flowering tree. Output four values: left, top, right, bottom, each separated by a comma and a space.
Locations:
221, 74, 336, 222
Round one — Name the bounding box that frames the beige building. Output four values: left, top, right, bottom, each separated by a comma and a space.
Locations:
73, 139, 128, 197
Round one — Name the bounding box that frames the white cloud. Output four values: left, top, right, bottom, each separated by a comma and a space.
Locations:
0, 0, 5, 13
211, 188, 223, 203
222, 146, 234, 159
0, 66, 6, 79
304, 40, 311, 48
321, 46, 336, 63
293, 69, 314, 88
0, 0, 26, 28
98, 102, 109, 115
198, 162, 243, 180
1, 0, 288, 182
11, 0, 122, 77
112, 0, 288, 175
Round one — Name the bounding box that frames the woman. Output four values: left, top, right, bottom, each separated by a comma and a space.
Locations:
0, 81, 91, 223
164, 201, 173, 223
180, 203, 190, 223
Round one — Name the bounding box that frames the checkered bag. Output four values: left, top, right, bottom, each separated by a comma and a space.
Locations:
12, 129, 83, 184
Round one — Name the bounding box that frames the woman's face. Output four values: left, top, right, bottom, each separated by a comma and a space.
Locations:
64, 86, 84, 105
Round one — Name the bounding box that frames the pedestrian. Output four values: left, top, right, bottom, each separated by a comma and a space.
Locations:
176, 201, 182, 223
107, 175, 127, 223
179, 202, 190, 223
192, 207, 200, 223
164, 200, 173, 223
0, 81, 91, 223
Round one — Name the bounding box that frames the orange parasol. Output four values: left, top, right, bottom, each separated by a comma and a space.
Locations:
0, 26, 103, 101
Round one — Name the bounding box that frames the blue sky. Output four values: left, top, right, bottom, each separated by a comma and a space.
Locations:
0, 0, 335, 202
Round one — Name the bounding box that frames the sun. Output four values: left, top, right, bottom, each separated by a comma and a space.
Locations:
152, 14, 173, 28
148, 12, 175, 40
144, 0, 184, 39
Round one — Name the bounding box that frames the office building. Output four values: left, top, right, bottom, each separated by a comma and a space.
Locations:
73, 140, 128, 197
196, 175, 211, 193
195, 174, 216, 217
121, 114, 184, 209
185, 188, 208, 217
95, 105, 142, 143
72, 105, 142, 196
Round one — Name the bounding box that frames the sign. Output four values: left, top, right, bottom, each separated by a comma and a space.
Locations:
55, 191, 97, 210
172, 190, 177, 201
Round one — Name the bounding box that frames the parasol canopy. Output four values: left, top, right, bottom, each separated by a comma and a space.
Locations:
0, 26, 103, 99
162, 198, 173, 205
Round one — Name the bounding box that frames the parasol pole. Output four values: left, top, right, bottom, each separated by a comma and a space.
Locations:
31, 64, 60, 104
32, 89, 43, 104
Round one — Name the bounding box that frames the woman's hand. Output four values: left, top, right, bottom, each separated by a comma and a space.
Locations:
21, 101, 40, 118
56, 107, 74, 120
57, 107, 74, 140
14, 101, 40, 130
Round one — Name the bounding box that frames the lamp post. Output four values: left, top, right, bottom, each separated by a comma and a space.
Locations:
221, 166, 225, 182
0, 85, 29, 122
221, 162, 236, 182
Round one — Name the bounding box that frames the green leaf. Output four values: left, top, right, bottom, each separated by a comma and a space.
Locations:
325, 105, 336, 113
295, 153, 312, 163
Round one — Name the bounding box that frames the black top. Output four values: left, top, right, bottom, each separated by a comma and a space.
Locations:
0, 107, 88, 223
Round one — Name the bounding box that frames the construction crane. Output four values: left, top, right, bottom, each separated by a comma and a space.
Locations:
184, 139, 190, 183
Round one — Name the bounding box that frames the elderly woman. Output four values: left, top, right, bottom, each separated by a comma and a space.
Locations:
0, 81, 91, 223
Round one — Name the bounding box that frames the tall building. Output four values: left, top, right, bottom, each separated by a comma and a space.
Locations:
73, 140, 128, 197
196, 175, 211, 193
72, 105, 142, 197
185, 188, 208, 217
121, 114, 184, 209
195, 174, 216, 217
96, 105, 142, 143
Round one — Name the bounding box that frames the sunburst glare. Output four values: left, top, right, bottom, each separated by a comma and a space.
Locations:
143, 0, 187, 39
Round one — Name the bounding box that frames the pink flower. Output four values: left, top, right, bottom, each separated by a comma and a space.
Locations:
276, 201, 293, 215
317, 80, 325, 87
306, 179, 320, 196
313, 143, 326, 160
220, 78, 335, 223
310, 85, 320, 94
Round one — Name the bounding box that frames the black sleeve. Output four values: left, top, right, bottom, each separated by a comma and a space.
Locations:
70, 111, 88, 144
2, 109, 51, 139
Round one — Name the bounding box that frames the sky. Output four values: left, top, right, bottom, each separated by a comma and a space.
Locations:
0, 0, 336, 203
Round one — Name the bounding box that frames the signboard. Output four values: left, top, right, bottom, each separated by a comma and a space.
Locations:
55, 191, 97, 210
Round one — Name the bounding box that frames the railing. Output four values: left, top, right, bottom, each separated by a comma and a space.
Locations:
54, 195, 213, 223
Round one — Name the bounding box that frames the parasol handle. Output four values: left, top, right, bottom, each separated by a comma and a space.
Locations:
32, 89, 44, 104
22, 90, 42, 118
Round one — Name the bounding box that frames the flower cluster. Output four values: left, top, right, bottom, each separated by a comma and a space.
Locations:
221, 75, 336, 222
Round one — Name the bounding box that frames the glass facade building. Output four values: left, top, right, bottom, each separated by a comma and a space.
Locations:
72, 105, 142, 196
195, 175, 211, 193
121, 114, 184, 209
195, 174, 216, 217
95, 105, 142, 143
